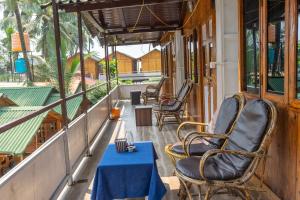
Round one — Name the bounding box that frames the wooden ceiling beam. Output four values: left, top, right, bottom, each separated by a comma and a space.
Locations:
59, 0, 184, 13
106, 26, 179, 35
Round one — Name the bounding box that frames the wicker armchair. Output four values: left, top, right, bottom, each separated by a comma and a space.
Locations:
153, 80, 193, 131
165, 93, 245, 164
142, 77, 166, 104
175, 99, 277, 200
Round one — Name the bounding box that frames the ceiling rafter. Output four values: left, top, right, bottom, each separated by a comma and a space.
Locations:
107, 26, 178, 35
59, 0, 184, 13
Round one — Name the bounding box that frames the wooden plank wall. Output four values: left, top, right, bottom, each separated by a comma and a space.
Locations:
239, 0, 298, 199
109, 52, 134, 74
161, 0, 300, 199
140, 50, 161, 73
67, 54, 99, 79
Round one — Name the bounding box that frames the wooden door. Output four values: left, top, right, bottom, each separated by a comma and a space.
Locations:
202, 19, 217, 123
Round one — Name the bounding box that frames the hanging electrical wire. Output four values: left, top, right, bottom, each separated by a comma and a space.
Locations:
181, 0, 200, 28
145, 6, 173, 27
128, 0, 145, 32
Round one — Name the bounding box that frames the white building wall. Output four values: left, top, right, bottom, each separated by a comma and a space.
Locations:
216, 0, 239, 108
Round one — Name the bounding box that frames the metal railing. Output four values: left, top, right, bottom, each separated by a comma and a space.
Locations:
0, 81, 120, 199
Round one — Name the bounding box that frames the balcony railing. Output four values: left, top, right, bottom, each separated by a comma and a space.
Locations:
0, 82, 154, 199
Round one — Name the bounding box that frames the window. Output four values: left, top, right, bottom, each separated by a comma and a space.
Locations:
243, 0, 260, 93
267, 0, 285, 94
186, 30, 199, 83
189, 36, 195, 81
297, 0, 300, 98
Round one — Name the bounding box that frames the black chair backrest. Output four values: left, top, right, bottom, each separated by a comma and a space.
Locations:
221, 100, 270, 174
171, 81, 193, 111
175, 80, 188, 99
157, 77, 165, 92
209, 96, 240, 146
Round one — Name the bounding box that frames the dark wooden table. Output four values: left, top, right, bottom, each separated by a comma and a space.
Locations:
135, 105, 152, 126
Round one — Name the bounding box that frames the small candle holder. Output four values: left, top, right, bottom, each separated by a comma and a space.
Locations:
127, 145, 136, 153
115, 138, 128, 153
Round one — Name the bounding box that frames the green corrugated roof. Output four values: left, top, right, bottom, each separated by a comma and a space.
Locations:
0, 86, 54, 106
45, 93, 83, 120
0, 107, 48, 155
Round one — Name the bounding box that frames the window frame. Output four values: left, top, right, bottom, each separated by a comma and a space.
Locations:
261, 0, 288, 104
240, 0, 261, 95
289, 0, 300, 107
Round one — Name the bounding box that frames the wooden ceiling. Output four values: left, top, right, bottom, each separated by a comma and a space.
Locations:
58, 0, 187, 46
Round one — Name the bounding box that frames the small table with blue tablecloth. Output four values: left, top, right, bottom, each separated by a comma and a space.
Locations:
91, 141, 166, 200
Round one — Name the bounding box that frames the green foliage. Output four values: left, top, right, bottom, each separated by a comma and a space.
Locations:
87, 83, 108, 104
120, 79, 133, 85
99, 58, 117, 79
0, 0, 95, 88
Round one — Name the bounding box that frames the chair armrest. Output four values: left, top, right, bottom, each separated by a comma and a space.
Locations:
182, 132, 228, 156
146, 85, 158, 91
159, 99, 184, 110
199, 149, 264, 180
177, 121, 210, 141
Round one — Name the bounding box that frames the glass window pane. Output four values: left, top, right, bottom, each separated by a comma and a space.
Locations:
190, 36, 195, 81
244, 0, 260, 93
267, 0, 285, 94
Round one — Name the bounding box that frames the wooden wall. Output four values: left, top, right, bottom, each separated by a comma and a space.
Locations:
161, 0, 216, 122
113, 52, 134, 74
67, 54, 100, 79
238, 0, 299, 199
161, 0, 300, 199
140, 49, 161, 73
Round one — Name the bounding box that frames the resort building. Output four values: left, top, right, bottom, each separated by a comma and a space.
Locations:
1, 0, 300, 200
67, 53, 101, 79
139, 49, 162, 73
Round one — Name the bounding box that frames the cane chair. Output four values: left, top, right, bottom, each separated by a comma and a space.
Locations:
142, 76, 166, 104
165, 93, 245, 164
175, 99, 277, 200
153, 80, 193, 131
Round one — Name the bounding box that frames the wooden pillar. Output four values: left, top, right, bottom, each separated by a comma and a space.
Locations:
77, 11, 87, 103
114, 45, 119, 85
104, 36, 111, 92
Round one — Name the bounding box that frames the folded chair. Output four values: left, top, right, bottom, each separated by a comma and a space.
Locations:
142, 76, 166, 104
175, 99, 277, 200
165, 93, 245, 164
153, 80, 193, 131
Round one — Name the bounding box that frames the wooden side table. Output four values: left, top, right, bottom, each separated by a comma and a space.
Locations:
135, 105, 152, 126
130, 90, 141, 105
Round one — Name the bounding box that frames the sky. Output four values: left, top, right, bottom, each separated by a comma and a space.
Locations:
92, 42, 160, 59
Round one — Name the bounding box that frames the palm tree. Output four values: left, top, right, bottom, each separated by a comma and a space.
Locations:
6, 0, 32, 82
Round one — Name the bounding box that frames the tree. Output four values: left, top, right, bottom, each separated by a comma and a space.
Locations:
6, 0, 32, 82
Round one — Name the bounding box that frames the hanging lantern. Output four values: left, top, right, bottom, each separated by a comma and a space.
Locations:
15, 58, 27, 74
11, 32, 30, 52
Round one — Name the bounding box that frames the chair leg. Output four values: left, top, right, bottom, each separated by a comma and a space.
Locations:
175, 113, 182, 124
179, 179, 193, 200
204, 186, 212, 200
159, 115, 165, 131
243, 189, 251, 200
155, 113, 161, 126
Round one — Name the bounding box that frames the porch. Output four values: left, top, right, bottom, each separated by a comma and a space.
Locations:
55, 93, 278, 200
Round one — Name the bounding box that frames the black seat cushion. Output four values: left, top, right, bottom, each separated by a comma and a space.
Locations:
172, 142, 218, 156
176, 156, 242, 180
176, 157, 202, 179
210, 97, 239, 146
176, 100, 270, 181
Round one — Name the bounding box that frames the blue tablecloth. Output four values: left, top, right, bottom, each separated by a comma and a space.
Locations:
91, 141, 166, 200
